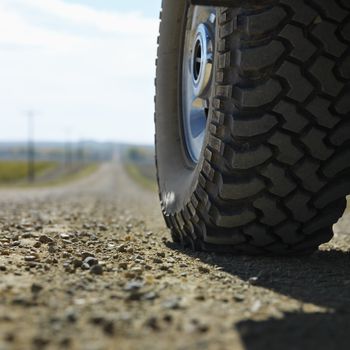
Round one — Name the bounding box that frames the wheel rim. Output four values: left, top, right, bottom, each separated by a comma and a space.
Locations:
182, 6, 216, 163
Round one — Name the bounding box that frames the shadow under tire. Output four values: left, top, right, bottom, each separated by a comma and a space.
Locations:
155, 0, 350, 255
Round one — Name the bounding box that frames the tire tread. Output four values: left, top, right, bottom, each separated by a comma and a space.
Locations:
156, 0, 350, 255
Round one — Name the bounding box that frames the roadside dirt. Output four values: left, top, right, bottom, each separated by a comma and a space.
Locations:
0, 162, 349, 350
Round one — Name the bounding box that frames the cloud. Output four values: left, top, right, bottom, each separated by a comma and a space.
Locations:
0, 0, 159, 143
0, 0, 159, 51
0, 3, 87, 51
6, 0, 158, 35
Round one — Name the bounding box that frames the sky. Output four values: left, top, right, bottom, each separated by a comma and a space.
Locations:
0, 0, 161, 144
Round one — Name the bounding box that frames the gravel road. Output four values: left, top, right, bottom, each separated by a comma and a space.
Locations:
0, 162, 349, 350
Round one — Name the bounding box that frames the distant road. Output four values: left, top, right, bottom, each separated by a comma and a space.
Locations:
0, 162, 349, 349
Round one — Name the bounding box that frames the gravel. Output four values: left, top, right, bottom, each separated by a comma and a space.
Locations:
0, 162, 349, 350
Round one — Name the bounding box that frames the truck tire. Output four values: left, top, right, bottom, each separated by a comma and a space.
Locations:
155, 0, 350, 255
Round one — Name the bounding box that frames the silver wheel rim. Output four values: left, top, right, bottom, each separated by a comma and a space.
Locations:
182, 6, 216, 163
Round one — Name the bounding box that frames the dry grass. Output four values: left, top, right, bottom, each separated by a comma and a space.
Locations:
0, 161, 56, 184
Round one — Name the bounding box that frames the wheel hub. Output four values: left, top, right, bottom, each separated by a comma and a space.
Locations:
182, 6, 216, 163
193, 37, 202, 82
191, 24, 213, 96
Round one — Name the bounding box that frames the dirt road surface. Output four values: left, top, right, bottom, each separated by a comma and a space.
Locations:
0, 162, 349, 350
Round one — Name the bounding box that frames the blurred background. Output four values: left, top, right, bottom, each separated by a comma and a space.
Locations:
0, 0, 161, 187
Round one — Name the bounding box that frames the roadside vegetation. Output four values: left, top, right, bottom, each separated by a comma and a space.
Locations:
0, 160, 98, 187
123, 147, 157, 191
0, 161, 55, 184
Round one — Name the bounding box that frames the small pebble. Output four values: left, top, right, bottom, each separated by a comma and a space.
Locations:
143, 291, 158, 301
24, 256, 38, 262
98, 224, 108, 231
48, 245, 56, 254
130, 266, 143, 275
33, 242, 42, 248
83, 256, 99, 267
198, 266, 210, 274
153, 258, 162, 264
248, 276, 259, 285
116, 244, 127, 252
145, 316, 159, 330
90, 264, 103, 275
39, 235, 53, 244
124, 280, 144, 291
124, 271, 136, 279
103, 320, 114, 335
81, 252, 95, 260
233, 294, 245, 302
251, 300, 262, 313
162, 297, 182, 310
62, 252, 70, 258
118, 262, 128, 269
72, 259, 82, 269
31, 283, 43, 294
65, 309, 77, 323
4, 332, 15, 342
126, 247, 134, 253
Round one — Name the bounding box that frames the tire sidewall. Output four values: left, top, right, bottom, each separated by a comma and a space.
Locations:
155, 0, 213, 215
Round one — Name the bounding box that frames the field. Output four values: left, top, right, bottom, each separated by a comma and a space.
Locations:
0, 161, 55, 184
0, 160, 99, 187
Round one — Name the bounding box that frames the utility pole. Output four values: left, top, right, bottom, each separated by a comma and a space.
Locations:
26, 111, 35, 183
